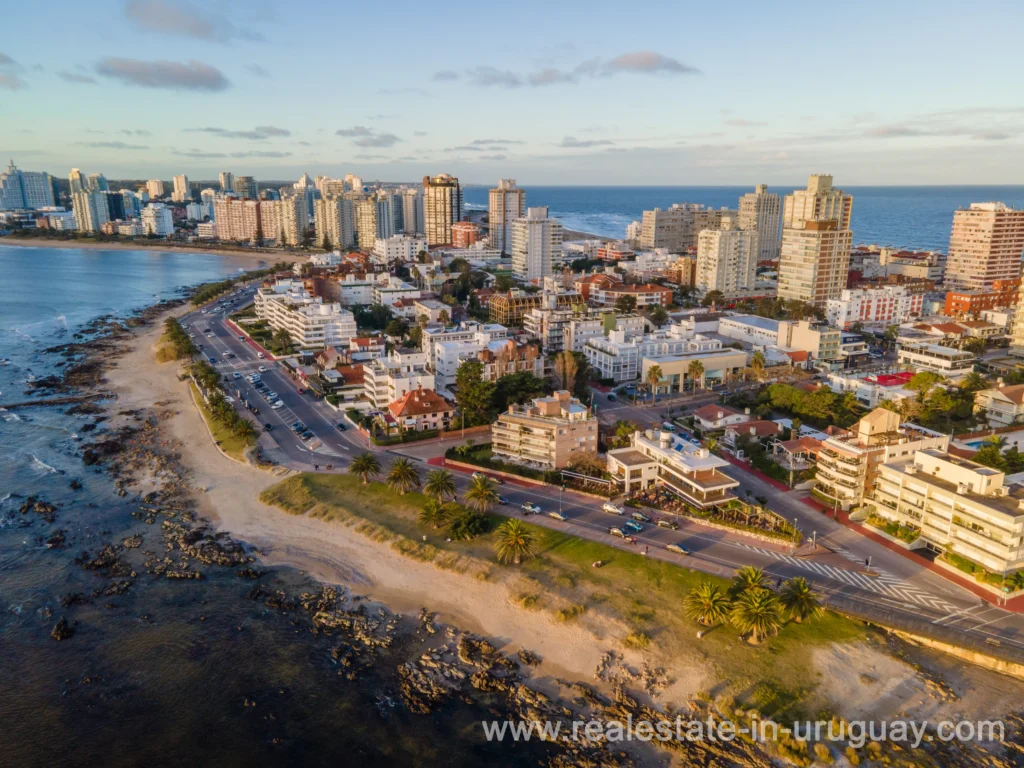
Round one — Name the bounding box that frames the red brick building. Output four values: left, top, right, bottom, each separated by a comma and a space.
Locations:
451, 221, 482, 249
944, 279, 1020, 318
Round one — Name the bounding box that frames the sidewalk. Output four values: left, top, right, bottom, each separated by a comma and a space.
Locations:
799, 494, 1024, 612
720, 452, 791, 492
224, 318, 277, 361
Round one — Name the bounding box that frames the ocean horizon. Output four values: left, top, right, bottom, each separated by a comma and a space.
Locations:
463, 184, 1024, 252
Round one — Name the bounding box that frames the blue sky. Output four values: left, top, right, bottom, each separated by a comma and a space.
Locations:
2, 0, 1023, 184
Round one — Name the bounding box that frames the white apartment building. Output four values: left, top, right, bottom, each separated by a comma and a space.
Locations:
219, 172, 234, 193
172, 174, 189, 202
118, 220, 145, 237
71, 190, 109, 232
432, 325, 516, 387
825, 286, 924, 329
213, 198, 260, 241
583, 325, 741, 384
363, 351, 435, 408
314, 196, 356, 250
432, 242, 504, 264
422, 173, 462, 245
372, 234, 428, 265
511, 206, 562, 281
422, 321, 508, 358
254, 280, 357, 349
945, 202, 1024, 292
186, 202, 211, 221
400, 187, 424, 235
488, 178, 526, 254
141, 203, 174, 237
716, 316, 841, 362
640, 204, 735, 252
146, 179, 166, 198
695, 225, 759, 295
412, 298, 449, 324
778, 175, 854, 306
0, 160, 55, 210
196, 222, 218, 239
737, 184, 781, 262
329, 274, 375, 306
372, 275, 421, 307
897, 344, 977, 375
260, 196, 308, 245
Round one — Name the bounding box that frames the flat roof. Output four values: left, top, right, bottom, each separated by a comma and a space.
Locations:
722, 314, 781, 332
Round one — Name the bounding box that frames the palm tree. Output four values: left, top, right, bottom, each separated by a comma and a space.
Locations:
646, 364, 663, 404
424, 468, 457, 501
455, 440, 474, 458
684, 582, 731, 627
419, 498, 452, 529
463, 474, 499, 513
386, 458, 420, 495
961, 371, 989, 393
349, 452, 381, 485
750, 350, 766, 383
494, 519, 536, 565
233, 419, 260, 443
779, 577, 823, 624
730, 589, 784, 644
688, 360, 705, 394
705, 436, 718, 454
729, 565, 769, 598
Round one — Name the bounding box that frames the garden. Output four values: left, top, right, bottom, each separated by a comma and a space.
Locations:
864, 512, 921, 544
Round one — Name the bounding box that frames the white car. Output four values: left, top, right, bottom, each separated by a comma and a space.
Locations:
257, 352, 266, 360
602, 502, 625, 515
233, 372, 242, 379
271, 400, 284, 409
257, 365, 267, 373
521, 502, 541, 514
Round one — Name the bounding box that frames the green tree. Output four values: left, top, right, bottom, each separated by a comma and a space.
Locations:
553, 349, 580, 393
646, 305, 669, 327
424, 468, 457, 501
438, 309, 451, 325
386, 458, 420, 495
684, 582, 731, 627
729, 565, 769, 598
447, 509, 488, 540
646, 363, 663, 403
750, 350, 766, 382
963, 337, 986, 355
463, 474, 499, 513
349, 452, 381, 485
779, 577, 823, 623
321, 233, 332, 251
961, 371, 989, 393
233, 419, 260, 444
906, 371, 945, 397
614, 294, 638, 313
385, 318, 409, 338
492, 371, 550, 412
701, 289, 725, 307
730, 588, 784, 644
455, 359, 496, 427
688, 360, 705, 393
419, 498, 452, 529
272, 327, 293, 354
494, 274, 515, 292
494, 519, 536, 565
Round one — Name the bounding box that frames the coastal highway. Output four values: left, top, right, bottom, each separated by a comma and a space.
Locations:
178, 294, 1024, 661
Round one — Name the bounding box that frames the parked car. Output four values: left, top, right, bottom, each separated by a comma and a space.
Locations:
607, 393, 617, 402
630, 510, 652, 523
661, 422, 676, 432
208, 357, 217, 364
238, 336, 245, 341
336, 422, 347, 431
623, 520, 644, 534
300, 431, 314, 441
548, 511, 568, 521
271, 401, 284, 409
657, 519, 680, 530
609, 527, 626, 538
233, 372, 242, 379
264, 424, 273, 431
497, 496, 510, 506
521, 502, 541, 514
666, 543, 690, 555
257, 352, 266, 360
602, 502, 625, 515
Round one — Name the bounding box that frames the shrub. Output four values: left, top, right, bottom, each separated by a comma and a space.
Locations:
623, 631, 651, 649
555, 604, 586, 622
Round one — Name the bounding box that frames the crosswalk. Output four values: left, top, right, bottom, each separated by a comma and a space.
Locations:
735, 542, 960, 613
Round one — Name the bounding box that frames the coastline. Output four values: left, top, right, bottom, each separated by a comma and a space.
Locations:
0, 236, 306, 263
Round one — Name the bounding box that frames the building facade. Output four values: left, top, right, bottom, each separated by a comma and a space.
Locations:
213, 198, 261, 241
141, 203, 174, 237
71, 190, 109, 232
639, 203, 735, 252
488, 178, 525, 254
737, 183, 781, 262
945, 203, 1024, 292
511, 206, 562, 281
695, 225, 759, 295
826, 286, 924, 328
422, 174, 462, 245
314, 195, 356, 249
0, 159, 55, 210
491, 391, 598, 470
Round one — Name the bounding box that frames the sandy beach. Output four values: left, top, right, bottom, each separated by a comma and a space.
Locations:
0, 236, 306, 263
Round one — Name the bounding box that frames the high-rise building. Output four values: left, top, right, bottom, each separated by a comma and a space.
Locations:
200, 188, 217, 205
737, 184, 781, 262
0, 159, 55, 210
279, 195, 309, 246
141, 203, 175, 237
68, 168, 86, 194
102, 190, 125, 221
218, 171, 234, 193
945, 203, 1024, 292
422, 174, 462, 245
511, 207, 563, 281
695, 224, 759, 295
234, 176, 258, 200
121, 189, 142, 218
146, 179, 166, 198
777, 175, 853, 306
344, 174, 363, 193
488, 178, 525, 254
354, 197, 378, 249
86, 173, 109, 192
314, 196, 355, 250
400, 187, 423, 235
639, 203, 735, 252
172, 174, 190, 203
213, 198, 261, 241
71, 190, 110, 232
452, 221, 482, 248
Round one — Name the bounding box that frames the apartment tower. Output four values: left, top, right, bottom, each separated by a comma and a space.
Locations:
511, 206, 563, 281
777, 174, 853, 306
172, 174, 189, 202
234, 176, 258, 200
737, 184, 782, 262
422, 174, 462, 245
218, 171, 234, 193
695, 222, 759, 295
488, 178, 526, 254
945, 203, 1024, 292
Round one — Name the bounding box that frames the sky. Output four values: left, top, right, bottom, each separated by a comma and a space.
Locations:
2, 0, 1024, 185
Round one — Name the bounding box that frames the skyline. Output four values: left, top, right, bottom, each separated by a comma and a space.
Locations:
2, 0, 1024, 184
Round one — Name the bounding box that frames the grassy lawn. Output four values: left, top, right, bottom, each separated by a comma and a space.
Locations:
190, 383, 249, 462
261, 472, 870, 718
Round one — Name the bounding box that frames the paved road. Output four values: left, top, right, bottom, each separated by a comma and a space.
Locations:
179, 294, 1024, 660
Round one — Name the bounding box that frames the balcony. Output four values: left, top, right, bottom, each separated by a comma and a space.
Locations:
820, 449, 862, 467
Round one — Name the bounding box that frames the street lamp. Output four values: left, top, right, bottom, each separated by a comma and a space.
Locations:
559, 484, 565, 513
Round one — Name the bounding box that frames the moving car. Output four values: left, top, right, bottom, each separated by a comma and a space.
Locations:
656, 519, 680, 530
238, 336, 245, 341
661, 422, 676, 432
472, 471, 503, 484
208, 357, 217, 364
548, 511, 568, 521
497, 496, 510, 506
257, 365, 267, 372
623, 520, 644, 534
521, 502, 541, 514
607, 393, 617, 402
257, 352, 266, 359
630, 510, 652, 523
666, 543, 690, 555
264, 424, 273, 431
336, 422, 347, 431
602, 502, 625, 515
608, 527, 626, 538
233, 372, 242, 379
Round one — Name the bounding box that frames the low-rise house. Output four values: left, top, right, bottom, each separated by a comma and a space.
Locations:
589, 282, 673, 308
491, 391, 598, 469
957, 320, 1001, 341
372, 274, 421, 307
826, 371, 917, 408
413, 298, 450, 324
386, 386, 454, 433
606, 429, 740, 507
897, 344, 976, 375
692, 404, 751, 432
974, 383, 1024, 426
772, 436, 823, 473
363, 351, 435, 408
349, 336, 386, 361
723, 420, 783, 448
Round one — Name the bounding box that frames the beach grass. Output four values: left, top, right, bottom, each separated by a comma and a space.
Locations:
260, 472, 870, 715
190, 383, 249, 462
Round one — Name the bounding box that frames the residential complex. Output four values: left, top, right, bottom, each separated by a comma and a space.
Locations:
451, 221, 482, 248
70, 190, 109, 233
363, 351, 435, 408
897, 344, 976, 375
491, 391, 598, 470
0, 159, 55, 210
254, 279, 357, 349
511, 206, 562, 281
141, 203, 174, 237
607, 429, 739, 508
944, 280, 1020, 318
777, 175, 853, 306
172, 174, 189, 203
488, 178, 526, 254
825, 286, 924, 329
213, 198, 261, 241
422, 173, 462, 245
814, 408, 950, 510
314, 196, 356, 249
488, 289, 584, 325
589, 282, 673, 308
372, 234, 428, 265
867, 449, 1024, 574
945, 203, 1024, 292
737, 184, 781, 262
234, 176, 258, 199
639, 203, 735, 252
695, 224, 759, 295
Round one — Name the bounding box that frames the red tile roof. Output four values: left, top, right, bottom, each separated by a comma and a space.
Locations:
693, 404, 743, 422
727, 420, 782, 438
388, 387, 455, 419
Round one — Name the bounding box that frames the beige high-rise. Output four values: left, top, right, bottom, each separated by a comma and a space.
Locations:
738, 184, 781, 261
314, 196, 355, 249
639, 203, 735, 252
777, 175, 853, 306
945, 203, 1024, 292
488, 178, 526, 254
696, 225, 759, 294
422, 173, 462, 245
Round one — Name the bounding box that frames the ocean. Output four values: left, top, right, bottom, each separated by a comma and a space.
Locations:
0, 245, 546, 767
463, 185, 1024, 252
